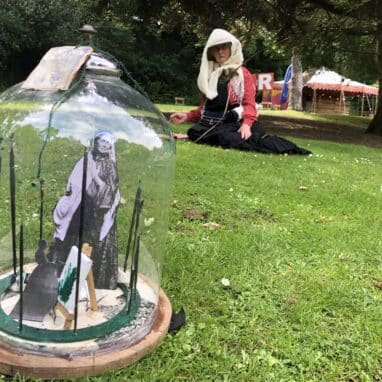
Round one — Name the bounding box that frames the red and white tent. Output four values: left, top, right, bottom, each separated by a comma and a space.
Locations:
305, 67, 378, 96
272, 67, 378, 115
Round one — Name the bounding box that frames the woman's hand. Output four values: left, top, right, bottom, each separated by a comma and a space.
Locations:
238, 123, 252, 140
170, 112, 188, 124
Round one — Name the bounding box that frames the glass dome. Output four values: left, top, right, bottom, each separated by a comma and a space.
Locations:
0, 48, 175, 345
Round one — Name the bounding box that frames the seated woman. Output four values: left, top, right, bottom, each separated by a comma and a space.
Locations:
170, 28, 311, 155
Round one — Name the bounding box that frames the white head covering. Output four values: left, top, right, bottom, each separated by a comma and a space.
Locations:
92, 130, 116, 161
197, 29, 244, 100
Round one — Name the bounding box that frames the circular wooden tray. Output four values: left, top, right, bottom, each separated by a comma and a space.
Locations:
0, 288, 171, 379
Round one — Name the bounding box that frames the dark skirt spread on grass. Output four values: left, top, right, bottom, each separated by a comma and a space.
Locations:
187, 121, 312, 155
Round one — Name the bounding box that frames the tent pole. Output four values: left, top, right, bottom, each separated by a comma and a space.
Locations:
361, 92, 365, 116
366, 94, 372, 115
339, 86, 346, 114
338, 88, 342, 114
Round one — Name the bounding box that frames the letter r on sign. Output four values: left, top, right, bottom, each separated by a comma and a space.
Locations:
257, 73, 274, 90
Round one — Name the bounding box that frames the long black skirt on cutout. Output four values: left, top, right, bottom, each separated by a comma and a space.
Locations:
187, 121, 311, 155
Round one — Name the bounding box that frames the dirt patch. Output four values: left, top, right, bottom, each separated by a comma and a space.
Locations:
259, 115, 382, 149
183, 208, 209, 221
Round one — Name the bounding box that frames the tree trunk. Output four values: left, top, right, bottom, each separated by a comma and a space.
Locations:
289, 54, 303, 111
366, 1, 382, 135
366, 81, 382, 135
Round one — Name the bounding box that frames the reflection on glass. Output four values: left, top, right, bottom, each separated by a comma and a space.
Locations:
0, 51, 175, 343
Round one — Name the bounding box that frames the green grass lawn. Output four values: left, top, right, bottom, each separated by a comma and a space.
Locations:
2, 108, 381, 381
113, 120, 382, 381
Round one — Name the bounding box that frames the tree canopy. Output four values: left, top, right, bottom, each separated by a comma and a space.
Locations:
0, 0, 381, 133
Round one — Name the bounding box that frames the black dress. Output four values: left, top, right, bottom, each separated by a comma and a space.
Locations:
187, 78, 311, 155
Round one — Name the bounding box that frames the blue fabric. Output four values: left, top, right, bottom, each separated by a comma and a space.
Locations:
280, 64, 293, 104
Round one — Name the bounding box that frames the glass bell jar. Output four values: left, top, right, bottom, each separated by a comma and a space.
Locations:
0, 41, 174, 377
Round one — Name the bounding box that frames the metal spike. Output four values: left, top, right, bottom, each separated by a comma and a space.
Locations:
0, 137, 3, 187
127, 190, 143, 313
123, 184, 142, 272
9, 136, 17, 278
19, 222, 24, 332
39, 178, 45, 241
74, 147, 88, 332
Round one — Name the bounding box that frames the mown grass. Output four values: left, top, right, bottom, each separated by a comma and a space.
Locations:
5, 110, 382, 381
74, 118, 382, 381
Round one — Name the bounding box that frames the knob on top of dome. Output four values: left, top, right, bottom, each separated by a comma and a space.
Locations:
79, 24, 97, 40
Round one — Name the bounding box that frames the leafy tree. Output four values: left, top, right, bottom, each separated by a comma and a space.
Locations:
302, 0, 382, 135
0, 0, 84, 87
173, 0, 382, 134
1, 0, 380, 125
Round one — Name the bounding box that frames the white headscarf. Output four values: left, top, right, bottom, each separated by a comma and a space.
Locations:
197, 29, 244, 100
93, 130, 116, 161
